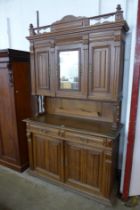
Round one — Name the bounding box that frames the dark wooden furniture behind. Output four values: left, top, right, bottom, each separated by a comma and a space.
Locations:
24, 5, 129, 205
0, 49, 36, 172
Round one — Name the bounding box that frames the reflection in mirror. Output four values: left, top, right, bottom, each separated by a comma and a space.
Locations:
59, 50, 79, 90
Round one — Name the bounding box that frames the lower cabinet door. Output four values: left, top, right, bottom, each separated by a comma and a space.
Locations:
64, 141, 106, 197
32, 134, 63, 181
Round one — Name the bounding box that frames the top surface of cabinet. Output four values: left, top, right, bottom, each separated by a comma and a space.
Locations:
0, 49, 29, 63
27, 5, 128, 102
25, 114, 122, 139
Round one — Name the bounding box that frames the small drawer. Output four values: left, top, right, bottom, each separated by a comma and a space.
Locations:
29, 124, 59, 138
65, 131, 106, 147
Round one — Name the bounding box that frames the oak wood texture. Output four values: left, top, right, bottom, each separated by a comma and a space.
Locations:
25, 5, 128, 205
46, 97, 114, 123
27, 9, 128, 103
0, 49, 36, 171
25, 114, 119, 205
25, 114, 121, 139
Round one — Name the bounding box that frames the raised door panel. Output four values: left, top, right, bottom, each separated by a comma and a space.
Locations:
101, 153, 113, 198
83, 150, 101, 188
32, 134, 63, 181
35, 47, 55, 96
88, 41, 121, 101
55, 44, 87, 99
64, 142, 103, 196
65, 143, 81, 182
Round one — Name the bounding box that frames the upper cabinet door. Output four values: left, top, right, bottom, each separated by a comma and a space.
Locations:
35, 46, 55, 96
88, 39, 123, 102
55, 44, 87, 99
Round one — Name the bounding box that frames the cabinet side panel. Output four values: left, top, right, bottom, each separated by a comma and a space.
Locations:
12, 61, 36, 165
0, 67, 18, 161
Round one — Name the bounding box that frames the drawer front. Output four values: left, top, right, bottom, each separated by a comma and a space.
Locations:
64, 131, 107, 148
27, 124, 60, 138
27, 123, 111, 149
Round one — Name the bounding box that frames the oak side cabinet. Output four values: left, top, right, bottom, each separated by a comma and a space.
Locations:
0, 49, 36, 171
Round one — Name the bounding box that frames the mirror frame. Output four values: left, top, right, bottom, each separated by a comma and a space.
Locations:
57, 49, 81, 91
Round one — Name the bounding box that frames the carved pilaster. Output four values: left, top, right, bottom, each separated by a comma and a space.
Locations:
103, 139, 112, 148
27, 130, 32, 143
114, 30, 124, 42
112, 102, 120, 129
114, 34, 122, 42
30, 41, 34, 53
82, 35, 89, 96
82, 35, 89, 46
26, 130, 34, 169
49, 40, 55, 48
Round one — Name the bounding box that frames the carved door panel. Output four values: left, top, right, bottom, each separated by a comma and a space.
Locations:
35, 47, 55, 96
64, 141, 105, 196
55, 44, 87, 99
32, 134, 63, 181
88, 40, 122, 101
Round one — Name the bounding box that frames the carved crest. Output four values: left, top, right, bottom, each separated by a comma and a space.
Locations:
51, 15, 89, 32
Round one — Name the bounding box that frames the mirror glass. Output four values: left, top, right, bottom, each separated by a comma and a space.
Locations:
59, 50, 80, 90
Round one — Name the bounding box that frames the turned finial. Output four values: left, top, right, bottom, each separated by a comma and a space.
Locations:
116, 4, 121, 11
115, 4, 123, 21
29, 24, 35, 36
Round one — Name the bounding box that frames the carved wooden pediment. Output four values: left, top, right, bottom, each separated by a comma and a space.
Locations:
51, 15, 89, 32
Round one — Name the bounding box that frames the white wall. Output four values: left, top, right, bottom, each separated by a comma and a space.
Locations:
0, 0, 127, 51
0, 0, 139, 195
0, 0, 99, 50
119, 0, 138, 194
